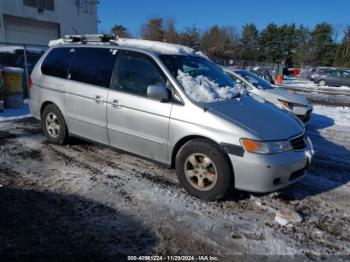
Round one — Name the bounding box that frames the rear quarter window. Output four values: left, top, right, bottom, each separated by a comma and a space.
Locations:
41, 48, 73, 78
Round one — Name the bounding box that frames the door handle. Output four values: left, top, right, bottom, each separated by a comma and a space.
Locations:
95, 95, 104, 104
111, 99, 122, 108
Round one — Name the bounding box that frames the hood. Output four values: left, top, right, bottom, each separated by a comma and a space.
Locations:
264, 87, 310, 105
207, 96, 304, 141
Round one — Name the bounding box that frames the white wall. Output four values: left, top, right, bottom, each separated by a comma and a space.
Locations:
0, 0, 98, 44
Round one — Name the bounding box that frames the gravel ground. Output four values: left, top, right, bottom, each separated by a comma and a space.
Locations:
0, 105, 350, 260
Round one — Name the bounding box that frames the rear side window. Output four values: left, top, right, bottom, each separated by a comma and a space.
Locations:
41, 48, 73, 78
69, 47, 117, 88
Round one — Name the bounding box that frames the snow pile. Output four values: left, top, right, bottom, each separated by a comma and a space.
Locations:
0, 46, 23, 54
275, 208, 303, 226
282, 79, 350, 90
0, 103, 31, 122
115, 38, 195, 55
176, 70, 240, 103
0, 46, 44, 54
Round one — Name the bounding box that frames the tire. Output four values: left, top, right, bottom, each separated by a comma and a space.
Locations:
318, 80, 327, 86
175, 139, 234, 201
41, 104, 68, 145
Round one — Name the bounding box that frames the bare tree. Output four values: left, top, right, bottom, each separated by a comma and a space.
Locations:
111, 25, 130, 38
141, 18, 164, 41
164, 18, 177, 43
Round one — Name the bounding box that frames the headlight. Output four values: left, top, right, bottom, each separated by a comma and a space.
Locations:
278, 100, 307, 110
268, 140, 293, 153
241, 138, 292, 154
278, 99, 292, 109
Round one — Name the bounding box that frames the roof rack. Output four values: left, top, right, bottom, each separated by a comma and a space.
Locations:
49, 34, 118, 46
65, 34, 117, 43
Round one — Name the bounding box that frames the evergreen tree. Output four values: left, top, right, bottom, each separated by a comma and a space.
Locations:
293, 25, 312, 66
310, 23, 335, 66
240, 23, 259, 61
336, 26, 350, 67
258, 23, 281, 63
200, 25, 238, 58
178, 26, 201, 49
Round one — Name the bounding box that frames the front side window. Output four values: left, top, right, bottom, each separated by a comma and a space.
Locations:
115, 51, 166, 96
69, 47, 117, 88
41, 48, 73, 78
329, 71, 341, 77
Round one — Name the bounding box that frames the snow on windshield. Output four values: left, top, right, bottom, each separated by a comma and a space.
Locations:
176, 70, 241, 103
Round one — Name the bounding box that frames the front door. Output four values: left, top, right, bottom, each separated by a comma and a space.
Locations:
65, 47, 118, 144
107, 51, 172, 163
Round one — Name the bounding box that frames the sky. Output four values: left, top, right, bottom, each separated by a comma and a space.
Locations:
98, 0, 350, 37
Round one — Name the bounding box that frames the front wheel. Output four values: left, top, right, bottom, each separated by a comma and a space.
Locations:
175, 139, 234, 201
318, 80, 327, 86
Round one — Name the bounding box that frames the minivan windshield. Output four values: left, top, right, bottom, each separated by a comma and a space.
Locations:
235, 70, 273, 90
159, 55, 240, 103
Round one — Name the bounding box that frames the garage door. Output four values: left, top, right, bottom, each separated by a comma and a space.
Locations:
4, 15, 59, 45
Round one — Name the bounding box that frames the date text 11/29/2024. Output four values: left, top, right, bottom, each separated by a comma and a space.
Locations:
127, 255, 219, 261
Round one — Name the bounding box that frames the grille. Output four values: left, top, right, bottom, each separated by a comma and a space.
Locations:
290, 135, 306, 150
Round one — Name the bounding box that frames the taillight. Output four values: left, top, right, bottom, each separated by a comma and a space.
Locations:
29, 78, 33, 89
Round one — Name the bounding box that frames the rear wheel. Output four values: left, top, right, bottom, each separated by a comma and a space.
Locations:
41, 104, 68, 145
175, 139, 234, 201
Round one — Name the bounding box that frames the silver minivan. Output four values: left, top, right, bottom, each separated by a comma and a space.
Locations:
30, 35, 314, 201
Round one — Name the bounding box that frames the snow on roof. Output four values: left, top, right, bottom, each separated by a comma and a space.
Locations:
49, 37, 197, 55
48, 39, 65, 47
114, 38, 195, 55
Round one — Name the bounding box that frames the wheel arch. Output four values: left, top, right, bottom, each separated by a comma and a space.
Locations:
40, 101, 69, 130
40, 101, 66, 120
171, 135, 231, 169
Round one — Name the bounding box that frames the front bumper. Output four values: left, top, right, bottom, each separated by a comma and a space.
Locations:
229, 139, 314, 193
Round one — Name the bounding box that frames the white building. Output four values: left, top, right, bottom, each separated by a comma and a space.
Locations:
0, 0, 98, 45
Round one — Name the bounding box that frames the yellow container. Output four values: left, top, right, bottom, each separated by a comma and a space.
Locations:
0, 73, 4, 100
2, 67, 24, 94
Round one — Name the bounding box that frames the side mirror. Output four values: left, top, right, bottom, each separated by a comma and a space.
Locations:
147, 85, 171, 102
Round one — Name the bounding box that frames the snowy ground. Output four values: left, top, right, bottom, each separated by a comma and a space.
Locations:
280, 79, 350, 107
0, 104, 350, 259
0, 100, 31, 122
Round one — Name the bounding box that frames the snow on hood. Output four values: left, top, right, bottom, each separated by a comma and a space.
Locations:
115, 38, 195, 55
176, 70, 242, 103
